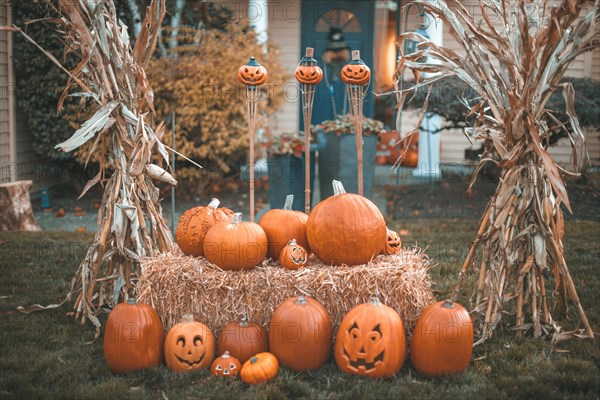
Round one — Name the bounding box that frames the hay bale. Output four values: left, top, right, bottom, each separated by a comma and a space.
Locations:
136, 248, 435, 339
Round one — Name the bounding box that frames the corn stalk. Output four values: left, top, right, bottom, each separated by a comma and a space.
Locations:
395, 0, 598, 344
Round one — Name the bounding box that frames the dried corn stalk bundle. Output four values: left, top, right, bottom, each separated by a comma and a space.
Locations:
395, 0, 597, 344
12, 0, 175, 336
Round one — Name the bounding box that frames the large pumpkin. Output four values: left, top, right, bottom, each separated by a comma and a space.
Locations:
335, 297, 406, 378
410, 300, 473, 377
259, 194, 309, 260
307, 180, 386, 266
218, 315, 268, 364
240, 352, 279, 385
104, 298, 164, 374
269, 296, 332, 371
164, 314, 215, 372
175, 198, 234, 257
203, 212, 268, 270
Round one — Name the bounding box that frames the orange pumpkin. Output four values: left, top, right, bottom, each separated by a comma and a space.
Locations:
269, 296, 332, 371
383, 228, 402, 255
340, 51, 370, 85
104, 298, 164, 374
410, 300, 473, 377
175, 198, 234, 257
203, 212, 268, 270
211, 351, 242, 378
218, 315, 268, 364
164, 314, 215, 372
259, 194, 309, 260
335, 297, 406, 378
237, 57, 268, 86
295, 48, 323, 85
307, 180, 386, 266
240, 352, 279, 385
279, 239, 308, 270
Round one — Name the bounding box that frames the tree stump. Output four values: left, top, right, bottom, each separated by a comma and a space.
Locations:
0, 180, 41, 231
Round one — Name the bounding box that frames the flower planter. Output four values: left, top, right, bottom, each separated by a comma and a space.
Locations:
317, 130, 377, 200
267, 144, 317, 211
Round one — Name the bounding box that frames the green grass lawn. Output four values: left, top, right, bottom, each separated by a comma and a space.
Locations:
1, 220, 599, 400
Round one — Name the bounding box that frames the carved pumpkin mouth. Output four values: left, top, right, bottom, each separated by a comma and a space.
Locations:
343, 347, 385, 372
175, 352, 205, 368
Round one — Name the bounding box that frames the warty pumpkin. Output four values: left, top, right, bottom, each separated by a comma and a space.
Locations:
103, 298, 164, 374
203, 212, 268, 270
259, 194, 309, 260
164, 314, 215, 372
269, 296, 332, 371
335, 297, 406, 378
410, 300, 473, 377
175, 198, 234, 257
218, 315, 268, 364
240, 352, 279, 384
307, 180, 386, 266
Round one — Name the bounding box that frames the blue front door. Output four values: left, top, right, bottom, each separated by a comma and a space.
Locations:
300, 1, 375, 128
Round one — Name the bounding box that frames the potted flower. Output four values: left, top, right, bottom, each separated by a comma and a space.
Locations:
263, 131, 316, 211
317, 114, 384, 199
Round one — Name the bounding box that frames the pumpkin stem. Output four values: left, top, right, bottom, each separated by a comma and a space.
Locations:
208, 198, 220, 209
368, 297, 382, 306
296, 296, 307, 305
288, 239, 298, 246
283, 195, 294, 210
332, 180, 346, 196
232, 213, 243, 224
181, 314, 194, 323
443, 299, 455, 309
250, 356, 259, 364
240, 314, 249, 327
126, 298, 136, 305
222, 351, 231, 359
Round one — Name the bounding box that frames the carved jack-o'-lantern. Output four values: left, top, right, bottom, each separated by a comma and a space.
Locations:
341, 51, 370, 85
237, 57, 268, 86
279, 239, 308, 270
164, 314, 215, 373
383, 228, 402, 255
211, 351, 242, 378
335, 298, 406, 379
295, 48, 323, 85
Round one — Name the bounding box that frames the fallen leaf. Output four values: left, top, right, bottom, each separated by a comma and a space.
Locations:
76, 227, 87, 232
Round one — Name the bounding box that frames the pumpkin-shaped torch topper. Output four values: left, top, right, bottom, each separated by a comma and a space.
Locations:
211, 351, 242, 378
164, 314, 215, 373
238, 57, 268, 86
341, 50, 370, 85
279, 239, 308, 270
295, 47, 323, 85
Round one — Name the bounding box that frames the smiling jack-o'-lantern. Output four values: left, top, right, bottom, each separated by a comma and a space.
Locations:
335, 297, 406, 378
383, 228, 402, 255
341, 50, 370, 85
295, 47, 323, 85
279, 239, 308, 270
211, 351, 242, 378
237, 57, 268, 86
164, 314, 215, 372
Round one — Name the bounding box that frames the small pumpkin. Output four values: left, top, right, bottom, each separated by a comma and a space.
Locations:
211, 351, 242, 378
218, 315, 268, 364
175, 198, 234, 257
335, 297, 406, 378
164, 314, 215, 372
237, 57, 268, 86
240, 352, 279, 385
104, 298, 164, 374
269, 296, 332, 371
383, 228, 402, 255
410, 300, 473, 377
295, 47, 323, 85
340, 50, 370, 85
307, 180, 386, 266
279, 239, 308, 270
259, 194, 309, 260
203, 212, 268, 270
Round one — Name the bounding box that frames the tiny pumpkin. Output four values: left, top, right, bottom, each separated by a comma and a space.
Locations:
237, 57, 268, 86
269, 296, 332, 371
203, 212, 268, 270
104, 298, 164, 374
295, 47, 323, 85
335, 297, 406, 379
340, 50, 370, 85
175, 198, 234, 257
383, 228, 402, 255
279, 239, 308, 270
218, 315, 268, 364
410, 300, 474, 377
211, 351, 242, 378
240, 352, 279, 385
164, 314, 215, 372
